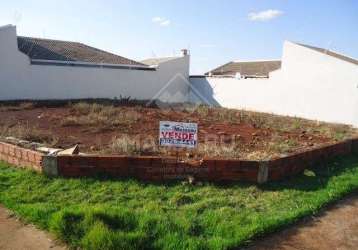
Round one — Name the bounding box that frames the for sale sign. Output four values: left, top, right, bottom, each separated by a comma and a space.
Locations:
159, 121, 198, 148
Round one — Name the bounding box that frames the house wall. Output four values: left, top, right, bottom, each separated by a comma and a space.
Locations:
190, 41, 358, 126
0, 25, 190, 102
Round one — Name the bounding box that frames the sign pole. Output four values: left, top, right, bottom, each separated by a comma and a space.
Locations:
176, 147, 179, 163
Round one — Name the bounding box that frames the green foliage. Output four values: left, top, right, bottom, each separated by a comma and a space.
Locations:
49, 209, 85, 245
304, 169, 316, 177
1, 156, 358, 249
170, 193, 195, 206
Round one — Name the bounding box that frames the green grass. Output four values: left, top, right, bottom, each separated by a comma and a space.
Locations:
1, 156, 358, 250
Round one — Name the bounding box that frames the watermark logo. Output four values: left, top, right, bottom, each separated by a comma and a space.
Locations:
146, 73, 212, 113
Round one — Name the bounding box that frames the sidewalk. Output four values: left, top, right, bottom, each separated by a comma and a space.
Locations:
245, 193, 358, 250
0, 206, 65, 250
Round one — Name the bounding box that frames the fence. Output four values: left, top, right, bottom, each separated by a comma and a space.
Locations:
1, 139, 357, 183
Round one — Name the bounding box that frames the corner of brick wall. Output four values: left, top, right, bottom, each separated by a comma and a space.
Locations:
267, 139, 353, 181
0, 141, 44, 172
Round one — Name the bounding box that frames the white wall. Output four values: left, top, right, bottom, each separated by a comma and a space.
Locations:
0, 25, 190, 102
190, 41, 358, 126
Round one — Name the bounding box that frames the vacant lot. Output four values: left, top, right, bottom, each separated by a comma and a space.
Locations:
1, 155, 358, 249
0, 102, 356, 160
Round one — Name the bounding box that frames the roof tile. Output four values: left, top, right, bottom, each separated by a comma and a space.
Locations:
208, 60, 281, 77
17, 36, 145, 66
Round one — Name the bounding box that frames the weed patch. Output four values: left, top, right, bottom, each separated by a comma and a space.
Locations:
61, 103, 140, 128
0, 102, 356, 160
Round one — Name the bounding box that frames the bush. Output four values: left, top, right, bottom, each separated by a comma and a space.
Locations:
62, 103, 140, 128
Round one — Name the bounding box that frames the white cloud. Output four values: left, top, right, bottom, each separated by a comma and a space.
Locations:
159, 20, 171, 26
248, 9, 284, 22
152, 16, 171, 27
152, 17, 163, 22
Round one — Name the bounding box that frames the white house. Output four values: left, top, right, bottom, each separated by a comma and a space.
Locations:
190, 41, 358, 126
0, 25, 190, 102
1, 24, 358, 127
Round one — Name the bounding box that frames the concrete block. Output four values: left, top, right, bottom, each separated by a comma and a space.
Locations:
351, 139, 358, 155
42, 156, 58, 177
257, 161, 269, 184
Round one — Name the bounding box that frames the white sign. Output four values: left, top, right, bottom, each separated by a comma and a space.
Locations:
159, 121, 198, 148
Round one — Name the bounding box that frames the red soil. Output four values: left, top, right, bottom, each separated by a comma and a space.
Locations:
0, 105, 352, 159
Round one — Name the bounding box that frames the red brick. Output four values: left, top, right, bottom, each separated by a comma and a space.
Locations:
8, 145, 15, 156
1, 139, 354, 183
3, 144, 9, 155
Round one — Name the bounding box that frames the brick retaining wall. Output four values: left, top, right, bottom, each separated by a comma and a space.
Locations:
0, 142, 44, 172
0, 139, 357, 183
268, 140, 353, 181
52, 156, 260, 182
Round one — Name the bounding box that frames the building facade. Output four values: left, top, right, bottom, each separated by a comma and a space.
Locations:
0, 25, 190, 102
190, 41, 358, 126
1, 24, 358, 127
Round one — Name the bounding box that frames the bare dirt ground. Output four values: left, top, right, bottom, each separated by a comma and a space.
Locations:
0, 102, 355, 160
245, 193, 358, 250
0, 206, 65, 250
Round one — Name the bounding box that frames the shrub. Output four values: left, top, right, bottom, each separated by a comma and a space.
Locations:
196, 142, 241, 159
0, 123, 54, 144
72, 102, 95, 115
110, 136, 139, 155
19, 102, 35, 110
63, 103, 140, 128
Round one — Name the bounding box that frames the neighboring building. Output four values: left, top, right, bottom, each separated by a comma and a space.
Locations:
141, 56, 183, 67
206, 60, 281, 78
0, 25, 190, 102
190, 41, 358, 126
2, 23, 358, 127
17, 36, 146, 67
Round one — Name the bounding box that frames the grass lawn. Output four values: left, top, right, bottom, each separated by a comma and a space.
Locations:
1, 156, 358, 250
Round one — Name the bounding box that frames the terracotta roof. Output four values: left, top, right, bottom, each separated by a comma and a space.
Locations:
17, 36, 146, 66
296, 43, 358, 66
207, 60, 281, 77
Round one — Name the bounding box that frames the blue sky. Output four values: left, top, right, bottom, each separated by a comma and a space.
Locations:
1, 0, 357, 74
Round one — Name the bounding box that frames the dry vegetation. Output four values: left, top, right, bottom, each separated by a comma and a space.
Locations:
0, 122, 58, 146
0, 101, 356, 160
61, 103, 141, 129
